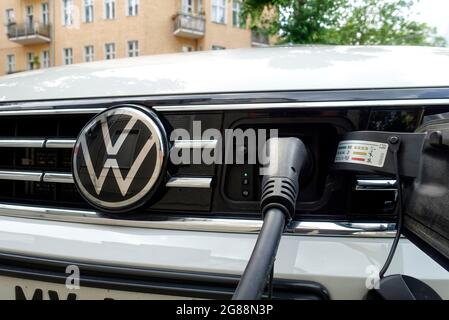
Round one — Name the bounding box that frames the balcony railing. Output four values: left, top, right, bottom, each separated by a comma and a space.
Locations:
173, 13, 205, 39
251, 30, 270, 47
7, 22, 51, 45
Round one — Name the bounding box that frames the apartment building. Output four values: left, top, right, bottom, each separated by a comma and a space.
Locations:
0, 0, 269, 75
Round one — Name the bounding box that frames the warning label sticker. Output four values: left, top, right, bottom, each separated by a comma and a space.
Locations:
334, 140, 388, 168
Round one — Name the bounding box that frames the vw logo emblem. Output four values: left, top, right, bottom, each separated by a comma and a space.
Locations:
72, 105, 168, 212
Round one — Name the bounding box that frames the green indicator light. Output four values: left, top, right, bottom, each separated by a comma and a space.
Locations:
244, 173, 248, 177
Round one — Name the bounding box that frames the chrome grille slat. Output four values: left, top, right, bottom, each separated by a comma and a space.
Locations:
166, 177, 212, 188
0, 139, 45, 148
45, 139, 76, 149
0, 138, 216, 151
173, 140, 218, 149
0, 138, 76, 149
42, 172, 74, 184
0, 168, 212, 188
0, 170, 74, 183
355, 179, 397, 191
0, 170, 43, 182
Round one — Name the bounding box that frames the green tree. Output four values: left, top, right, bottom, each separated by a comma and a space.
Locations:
243, 0, 447, 47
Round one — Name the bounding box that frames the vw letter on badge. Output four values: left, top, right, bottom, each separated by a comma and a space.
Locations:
334, 140, 388, 168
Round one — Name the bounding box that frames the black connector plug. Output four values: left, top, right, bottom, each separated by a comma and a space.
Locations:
260, 137, 309, 221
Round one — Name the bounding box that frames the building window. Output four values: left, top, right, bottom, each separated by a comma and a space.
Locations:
27, 52, 35, 70
26, 6, 34, 29
84, 45, 95, 62
105, 43, 116, 59
5, 9, 15, 25
198, 0, 203, 14
182, 0, 193, 14
6, 54, 15, 74
42, 50, 50, 68
41, 3, 49, 25
63, 48, 73, 65
212, 45, 226, 50
84, 0, 94, 23
104, 0, 116, 20
127, 0, 139, 16
212, 0, 226, 24
5, 9, 15, 35
127, 40, 139, 57
232, 0, 243, 28
62, 0, 74, 26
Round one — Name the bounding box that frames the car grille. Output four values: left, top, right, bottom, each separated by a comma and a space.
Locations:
0, 108, 217, 213
0, 113, 94, 208
0, 100, 400, 234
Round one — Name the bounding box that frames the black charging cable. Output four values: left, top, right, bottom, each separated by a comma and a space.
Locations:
232, 138, 309, 300
232, 207, 286, 300
379, 136, 403, 279
267, 266, 274, 299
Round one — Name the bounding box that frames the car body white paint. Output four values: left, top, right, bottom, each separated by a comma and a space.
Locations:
1, 46, 449, 102
0, 216, 448, 300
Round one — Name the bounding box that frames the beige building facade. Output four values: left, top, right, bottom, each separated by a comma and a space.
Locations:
0, 0, 269, 75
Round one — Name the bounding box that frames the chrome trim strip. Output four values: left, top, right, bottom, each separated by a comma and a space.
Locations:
0, 139, 45, 148
154, 98, 449, 112
0, 138, 216, 151
0, 138, 220, 151
173, 140, 218, 149
166, 177, 212, 188
0, 203, 396, 237
45, 139, 76, 149
0, 98, 446, 115
0, 108, 105, 117
0, 138, 76, 149
356, 179, 397, 191
287, 221, 397, 238
0, 170, 212, 187
0, 170, 42, 182
0, 170, 74, 183
42, 172, 74, 184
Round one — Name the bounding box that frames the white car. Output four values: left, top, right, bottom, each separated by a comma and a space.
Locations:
0, 46, 448, 300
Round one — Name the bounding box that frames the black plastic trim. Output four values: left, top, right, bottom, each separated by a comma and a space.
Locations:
0, 252, 330, 300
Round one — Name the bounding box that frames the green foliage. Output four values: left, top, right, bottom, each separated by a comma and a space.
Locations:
242, 0, 447, 47
32, 56, 41, 69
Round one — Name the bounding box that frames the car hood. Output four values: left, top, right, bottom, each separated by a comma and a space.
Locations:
1, 45, 449, 102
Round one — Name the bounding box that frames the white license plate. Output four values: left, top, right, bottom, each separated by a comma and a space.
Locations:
0, 275, 189, 300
